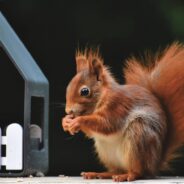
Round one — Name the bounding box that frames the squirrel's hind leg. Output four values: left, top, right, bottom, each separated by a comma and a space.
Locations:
81, 171, 116, 179
121, 116, 163, 181
112, 172, 141, 182
81, 171, 141, 181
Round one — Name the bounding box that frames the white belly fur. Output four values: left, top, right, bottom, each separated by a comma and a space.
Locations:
93, 131, 125, 171
92, 105, 163, 172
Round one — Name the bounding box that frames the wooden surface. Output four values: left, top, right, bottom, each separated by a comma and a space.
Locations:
0, 177, 184, 184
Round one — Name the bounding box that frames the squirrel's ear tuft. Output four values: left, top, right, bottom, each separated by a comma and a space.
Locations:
75, 50, 89, 73
75, 56, 89, 73
75, 48, 104, 79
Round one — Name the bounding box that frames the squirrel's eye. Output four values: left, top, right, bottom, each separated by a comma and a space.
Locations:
80, 87, 90, 97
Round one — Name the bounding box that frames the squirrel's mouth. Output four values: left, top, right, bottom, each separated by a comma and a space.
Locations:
75, 110, 87, 116
73, 109, 91, 117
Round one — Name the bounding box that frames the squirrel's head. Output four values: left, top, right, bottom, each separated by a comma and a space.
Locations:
65, 49, 112, 117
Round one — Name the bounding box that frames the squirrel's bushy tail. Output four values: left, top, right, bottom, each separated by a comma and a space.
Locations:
124, 42, 184, 171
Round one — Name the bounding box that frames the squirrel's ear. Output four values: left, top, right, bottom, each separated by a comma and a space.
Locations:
89, 58, 103, 81
75, 56, 89, 73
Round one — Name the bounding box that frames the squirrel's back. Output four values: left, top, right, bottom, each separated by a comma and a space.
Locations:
124, 42, 184, 171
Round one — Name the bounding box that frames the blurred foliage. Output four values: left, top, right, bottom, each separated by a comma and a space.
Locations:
159, 0, 184, 41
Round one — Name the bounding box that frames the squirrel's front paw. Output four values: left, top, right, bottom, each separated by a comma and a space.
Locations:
62, 115, 74, 132
68, 117, 81, 135
62, 116, 81, 135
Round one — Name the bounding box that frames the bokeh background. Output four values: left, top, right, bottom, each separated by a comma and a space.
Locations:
1, 0, 184, 176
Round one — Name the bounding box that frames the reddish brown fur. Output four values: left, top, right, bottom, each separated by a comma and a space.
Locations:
124, 42, 184, 170
62, 43, 184, 181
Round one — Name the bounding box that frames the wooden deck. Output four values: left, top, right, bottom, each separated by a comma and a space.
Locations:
0, 176, 184, 184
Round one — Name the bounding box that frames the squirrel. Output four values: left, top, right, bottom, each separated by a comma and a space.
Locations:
62, 42, 184, 182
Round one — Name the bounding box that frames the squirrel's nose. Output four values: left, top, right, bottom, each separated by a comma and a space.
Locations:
65, 108, 73, 115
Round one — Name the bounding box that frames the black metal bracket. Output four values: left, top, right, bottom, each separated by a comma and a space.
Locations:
0, 11, 49, 176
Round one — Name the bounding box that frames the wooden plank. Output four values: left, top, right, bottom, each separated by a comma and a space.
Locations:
0, 177, 184, 184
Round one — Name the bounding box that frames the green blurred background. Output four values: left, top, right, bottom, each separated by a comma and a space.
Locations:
1, 0, 184, 176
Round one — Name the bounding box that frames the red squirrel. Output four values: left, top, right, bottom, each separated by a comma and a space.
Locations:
62, 42, 184, 182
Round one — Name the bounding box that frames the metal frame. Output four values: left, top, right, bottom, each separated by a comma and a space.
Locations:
0, 12, 49, 176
